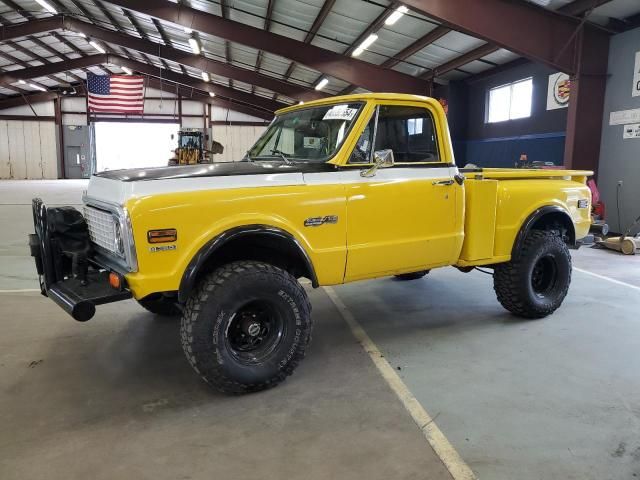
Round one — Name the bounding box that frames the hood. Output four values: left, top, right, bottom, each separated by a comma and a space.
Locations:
95, 161, 332, 182
86, 161, 335, 206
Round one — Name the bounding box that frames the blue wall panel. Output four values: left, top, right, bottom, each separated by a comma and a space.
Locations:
461, 132, 566, 168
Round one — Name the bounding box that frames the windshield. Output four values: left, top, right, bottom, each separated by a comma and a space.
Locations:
248, 102, 364, 163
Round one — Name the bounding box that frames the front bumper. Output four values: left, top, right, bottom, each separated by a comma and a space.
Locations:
30, 198, 132, 321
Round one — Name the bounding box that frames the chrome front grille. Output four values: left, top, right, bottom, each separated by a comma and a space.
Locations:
84, 205, 118, 254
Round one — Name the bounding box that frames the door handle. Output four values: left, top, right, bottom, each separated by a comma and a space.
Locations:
432, 179, 454, 186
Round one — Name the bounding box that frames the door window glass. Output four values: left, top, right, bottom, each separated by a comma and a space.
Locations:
374, 105, 439, 163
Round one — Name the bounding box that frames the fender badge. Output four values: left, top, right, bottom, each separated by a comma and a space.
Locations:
304, 215, 338, 227
149, 245, 176, 253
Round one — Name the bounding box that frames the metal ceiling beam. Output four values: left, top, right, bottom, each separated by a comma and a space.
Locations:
399, 0, 609, 74
381, 25, 450, 69
113, 55, 287, 113
0, 90, 59, 110
143, 77, 273, 121
558, 0, 613, 16
343, 1, 399, 57
103, 0, 429, 94
0, 16, 326, 101
0, 54, 108, 84
0, 52, 286, 113
282, 0, 337, 82
421, 43, 499, 80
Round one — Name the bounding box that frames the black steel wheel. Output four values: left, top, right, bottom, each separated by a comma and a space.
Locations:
181, 261, 312, 394
494, 230, 572, 318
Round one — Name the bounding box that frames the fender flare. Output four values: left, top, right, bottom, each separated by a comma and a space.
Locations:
178, 224, 318, 303
512, 206, 576, 257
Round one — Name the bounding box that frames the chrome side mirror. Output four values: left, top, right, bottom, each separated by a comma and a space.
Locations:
361, 149, 395, 177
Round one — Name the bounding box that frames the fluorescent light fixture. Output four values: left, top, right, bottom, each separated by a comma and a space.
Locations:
77, 32, 87, 38
315, 78, 329, 91
385, 5, 408, 25
122, 66, 133, 75
209, 92, 215, 97
34, 0, 57, 14
352, 33, 378, 57
89, 40, 106, 53
298, 101, 304, 105
18, 79, 26, 84
184, 27, 193, 34
29, 83, 47, 91
201, 71, 210, 82
188, 37, 201, 55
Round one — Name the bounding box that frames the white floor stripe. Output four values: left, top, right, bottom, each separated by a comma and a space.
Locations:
0, 288, 40, 294
324, 286, 477, 480
574, 267, 640, 292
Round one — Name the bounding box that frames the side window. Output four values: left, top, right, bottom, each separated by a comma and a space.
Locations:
349, 114, 375, 164
374, 105, 439, 163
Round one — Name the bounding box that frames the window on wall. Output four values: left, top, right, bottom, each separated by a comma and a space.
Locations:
487, 78, 533, 123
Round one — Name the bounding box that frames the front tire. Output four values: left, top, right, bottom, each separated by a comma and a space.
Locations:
494, 230, 572, 319
180, 261, 313, 394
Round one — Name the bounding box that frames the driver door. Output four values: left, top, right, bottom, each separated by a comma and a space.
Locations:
344, 103, 462, 282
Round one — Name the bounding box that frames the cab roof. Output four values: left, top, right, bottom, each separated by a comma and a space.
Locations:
275, 93, 436, 116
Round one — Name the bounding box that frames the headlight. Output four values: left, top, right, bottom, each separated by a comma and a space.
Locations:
113, 215, 125, 255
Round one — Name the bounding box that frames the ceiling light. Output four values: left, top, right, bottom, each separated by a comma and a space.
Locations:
201, 71, 210, 82
188, 37, 201, 55
29, 83, 47, 91
352, 33, 378, 57
122, 66, 133, 75
34, 0, 57, 14
298, 101, 304, 105
209, 92, 215, 97
385, 5, 408, 26
18, 79, 26, 84
184, 27, 193, 34
77, 32, 87, 38
315, 78, 329, 91
89, 40, 106, 53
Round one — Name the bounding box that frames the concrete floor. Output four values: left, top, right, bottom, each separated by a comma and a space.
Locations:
2, 180, 640, 480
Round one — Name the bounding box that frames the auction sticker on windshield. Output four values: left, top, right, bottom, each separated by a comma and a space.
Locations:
323, 105, 358, 121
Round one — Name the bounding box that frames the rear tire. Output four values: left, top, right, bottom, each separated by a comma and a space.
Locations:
138, 294, 181, 316
180, 261, 313, 394
394, 270, 429, 281
494, 230, 571, 319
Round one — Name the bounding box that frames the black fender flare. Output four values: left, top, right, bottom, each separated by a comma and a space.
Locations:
512, 206, 576, 257
178, 224, 318, 303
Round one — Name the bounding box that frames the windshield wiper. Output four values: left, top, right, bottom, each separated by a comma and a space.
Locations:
269, 149, 294, 165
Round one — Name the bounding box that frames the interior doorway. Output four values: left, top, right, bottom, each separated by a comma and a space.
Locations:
94, 122, 180, 172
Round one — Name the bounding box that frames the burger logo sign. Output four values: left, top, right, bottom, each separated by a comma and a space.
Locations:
547, 72, 571, 110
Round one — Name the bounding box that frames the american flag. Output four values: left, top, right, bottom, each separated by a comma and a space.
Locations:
87, 72, 145, 114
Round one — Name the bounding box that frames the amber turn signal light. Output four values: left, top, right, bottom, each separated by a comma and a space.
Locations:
109, 271, 122, 290
148, 228, 177, 243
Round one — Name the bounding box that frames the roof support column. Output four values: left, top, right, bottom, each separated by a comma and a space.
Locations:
563, 28, 609, 175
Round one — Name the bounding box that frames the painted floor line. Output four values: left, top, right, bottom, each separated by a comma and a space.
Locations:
574, 267, 640, 292
0, 288, 40, 294
324, 286, 477, 480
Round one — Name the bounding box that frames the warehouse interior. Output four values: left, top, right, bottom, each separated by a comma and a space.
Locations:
1, 1, 640, 479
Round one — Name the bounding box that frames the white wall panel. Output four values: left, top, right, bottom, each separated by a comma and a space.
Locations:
0, 120, 58, 179
211, 125, 267, 162
0, 122, 10, 178
0, 101, 55, 116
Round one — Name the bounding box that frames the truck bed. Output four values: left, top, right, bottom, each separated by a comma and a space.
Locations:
461, 167, 593, 181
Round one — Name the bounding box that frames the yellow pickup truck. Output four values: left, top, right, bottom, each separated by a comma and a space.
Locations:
30, 93, 592, 393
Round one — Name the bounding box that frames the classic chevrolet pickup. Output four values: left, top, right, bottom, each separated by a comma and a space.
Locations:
30, 93, 592, 393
